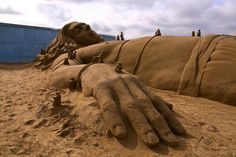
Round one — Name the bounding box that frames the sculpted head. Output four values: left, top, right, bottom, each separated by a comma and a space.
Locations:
63, 22, 104, 45
35, 21, 104, 68
46, 21, 104, 55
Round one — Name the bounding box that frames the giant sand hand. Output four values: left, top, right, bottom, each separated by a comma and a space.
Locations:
49, 63, 186, 147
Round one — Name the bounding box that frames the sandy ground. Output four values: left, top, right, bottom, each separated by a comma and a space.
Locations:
0, 64, 236, 157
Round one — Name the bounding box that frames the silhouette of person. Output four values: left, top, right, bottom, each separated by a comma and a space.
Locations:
197, 29, 201, 37
116, 34, 120, 40
155, 28, 161, 36
120, 32, 124, 40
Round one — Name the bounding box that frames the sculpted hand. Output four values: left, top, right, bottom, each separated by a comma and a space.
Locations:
80, 64, 186, 147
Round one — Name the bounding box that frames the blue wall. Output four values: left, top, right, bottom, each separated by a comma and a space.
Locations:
0, 22, 114, 63
0, 22, 59, 63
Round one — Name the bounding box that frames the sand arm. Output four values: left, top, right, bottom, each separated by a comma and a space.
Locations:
46, 64, 85, 89
74, 41, 123, 64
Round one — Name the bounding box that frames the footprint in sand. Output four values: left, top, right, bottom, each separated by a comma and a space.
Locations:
9, 113, 16, 117
21, 132, 30, 138
24, 119, 36, 126
6, 100, 13, 104
28, 104, 33, 110
33, 119, 48, 128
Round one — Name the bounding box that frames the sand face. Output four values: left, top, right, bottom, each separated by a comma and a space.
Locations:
0, 64, 236, 157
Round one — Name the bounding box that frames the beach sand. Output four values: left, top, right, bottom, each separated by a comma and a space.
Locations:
0, 64, 235, 157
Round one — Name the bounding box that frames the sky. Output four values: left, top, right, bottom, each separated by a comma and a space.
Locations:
0, 0, 236, 39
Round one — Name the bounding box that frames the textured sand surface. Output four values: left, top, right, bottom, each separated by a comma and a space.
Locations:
0, 64, 235, 157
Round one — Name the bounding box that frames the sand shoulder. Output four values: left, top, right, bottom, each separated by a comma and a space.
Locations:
0, 64, 235, 157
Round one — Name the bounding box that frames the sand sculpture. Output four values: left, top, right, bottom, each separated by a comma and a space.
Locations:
45, 24, 235, 105
34, 21, 186, 147
35, 21, 236, 147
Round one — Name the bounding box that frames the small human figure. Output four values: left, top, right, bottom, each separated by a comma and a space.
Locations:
192, 31, 195, 37
92, 51, 103, 63
42, 54, 51, 65
57, 44, 64, 49
72, 51, 76, 59
40, 49, 46, 55
197, 29, 201, 37
69, 78, 77, 91
115, 62, 122, 73
116, 35, 120, 40
155, 28, 161, 36
63, 58, 69, 65
68, 51, 76, 59
53, 92, 61, 107
120, 32, 125, 40
53, 44, 65, 59
68, 51, 73, 59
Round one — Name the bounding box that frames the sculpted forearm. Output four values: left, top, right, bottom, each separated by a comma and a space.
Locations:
74, 41, 123, 64
46, 65, 85, 89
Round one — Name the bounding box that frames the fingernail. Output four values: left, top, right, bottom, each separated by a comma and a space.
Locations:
145, 132, 159, 147
178, 126, 187, 135
114, 125, 127, 138
162, 131, 179, 146
175, 122, 187, 135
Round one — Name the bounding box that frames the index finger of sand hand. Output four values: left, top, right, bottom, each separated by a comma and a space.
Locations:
93, 83, 127, 138
113, 78, 159, 147
137, 81, 186, 135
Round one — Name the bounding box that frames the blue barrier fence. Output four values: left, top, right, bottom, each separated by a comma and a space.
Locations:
0, 22, 114, 63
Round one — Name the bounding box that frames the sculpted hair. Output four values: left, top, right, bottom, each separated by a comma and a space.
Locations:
46, 21, 77, 55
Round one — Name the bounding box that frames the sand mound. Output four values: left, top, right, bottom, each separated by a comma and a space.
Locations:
0, 64, 235, 157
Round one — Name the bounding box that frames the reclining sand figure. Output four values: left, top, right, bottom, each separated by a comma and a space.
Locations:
41, 22, 236, 106
35, 21, 235, 147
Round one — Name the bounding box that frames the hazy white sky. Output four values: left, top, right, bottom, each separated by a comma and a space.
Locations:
0, 0, 236, 39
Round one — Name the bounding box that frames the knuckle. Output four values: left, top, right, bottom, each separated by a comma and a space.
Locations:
121, 74, 130, 80
132, 118, 146, 127
162, 110, 172, 117
150, 111, 164, 123
96, 81, 109, 88
102, 102, 116, 112
137, 97, 150, 104
122, 74, 136, 82
136, 97, 153, 109
122, 100, 136, 111
111, 76, 122, 83
93, 81, 110, 98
